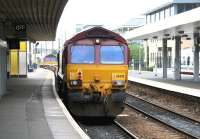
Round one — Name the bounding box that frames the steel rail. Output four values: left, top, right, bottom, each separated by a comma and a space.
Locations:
125, 93, 200, 139
114, 120, 139, 139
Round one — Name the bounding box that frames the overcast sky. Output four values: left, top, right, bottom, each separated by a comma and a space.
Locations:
56, 0, 171, 40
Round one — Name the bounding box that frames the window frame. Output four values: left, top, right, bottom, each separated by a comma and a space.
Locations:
70, 44, 95, 64
99, 45, 125, 65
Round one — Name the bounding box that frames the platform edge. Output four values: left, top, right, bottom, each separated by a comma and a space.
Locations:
51, 72, 90, 139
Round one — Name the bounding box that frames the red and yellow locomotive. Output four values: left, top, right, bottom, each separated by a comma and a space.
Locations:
56, 27, 129, 118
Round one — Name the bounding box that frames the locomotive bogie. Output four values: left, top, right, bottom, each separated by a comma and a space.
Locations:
66, 91, 125, 117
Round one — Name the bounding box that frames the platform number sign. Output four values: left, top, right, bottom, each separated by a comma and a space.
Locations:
15, 24, 26, 32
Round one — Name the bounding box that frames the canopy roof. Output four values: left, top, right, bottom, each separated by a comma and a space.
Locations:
125, 7, 200, 41
0, 0, 68, 41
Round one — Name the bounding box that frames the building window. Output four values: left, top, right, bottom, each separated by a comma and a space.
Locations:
170, 6, 175, 16
147, 15, 150, 24
187, 56, 190, 65
182, 56, 186, 65
167, 48, 172, 68
156, 12, 160, 22
177, 4, 185, 14
152, 53, 154, 62
185, 4, 193, 11
192, 4, 200, 8
165, 7, 170, 18
151, 14, 156, 23
160, 10, 165, 20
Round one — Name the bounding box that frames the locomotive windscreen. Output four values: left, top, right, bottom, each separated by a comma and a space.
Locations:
71, 45, 94, 64
100, 45, 124, 64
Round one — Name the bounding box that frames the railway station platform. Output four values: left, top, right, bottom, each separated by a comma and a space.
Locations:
0, 68, 88, 139
128, 70, 200, 98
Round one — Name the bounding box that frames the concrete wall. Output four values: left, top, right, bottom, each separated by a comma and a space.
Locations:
0, 42, 7, 98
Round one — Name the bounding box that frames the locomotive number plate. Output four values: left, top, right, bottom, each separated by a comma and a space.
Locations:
112, 73, 125, 80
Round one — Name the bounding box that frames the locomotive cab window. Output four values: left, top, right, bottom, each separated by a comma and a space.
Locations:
100, 45, 124, 64
71, 45, 94, 64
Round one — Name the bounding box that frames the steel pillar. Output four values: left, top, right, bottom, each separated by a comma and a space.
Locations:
0, 47, 2, 97
162, 38, 168, 78
193, 33, 200, 81
174, 36, 181, 80
29, 41, 32, 66
0, 46, 7, 97
139, 47, 141, 74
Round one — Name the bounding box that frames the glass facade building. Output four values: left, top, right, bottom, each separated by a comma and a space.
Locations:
146, 3, 200, 24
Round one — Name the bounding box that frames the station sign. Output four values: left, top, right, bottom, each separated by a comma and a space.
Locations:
15, 24, 26, 32
14, 24, 27, 38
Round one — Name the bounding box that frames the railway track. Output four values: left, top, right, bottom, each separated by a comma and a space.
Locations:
78, 119, 137, 139
114, 120, 139, 139
125, 93, 200, 139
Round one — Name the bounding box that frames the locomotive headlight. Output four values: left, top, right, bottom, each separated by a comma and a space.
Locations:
95, 38, 100, 45
112, 80, 125, 87
72, 80, 78, 85
70, 80, 78, 86
70, 80, 82, 87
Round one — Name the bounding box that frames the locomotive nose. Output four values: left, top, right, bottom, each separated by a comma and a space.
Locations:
89, 82, 111, 96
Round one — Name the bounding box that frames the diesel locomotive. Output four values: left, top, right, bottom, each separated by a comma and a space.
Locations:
56, 27, 129, 118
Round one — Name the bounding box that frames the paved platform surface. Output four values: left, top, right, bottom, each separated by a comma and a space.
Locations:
0, 69, 85, 139
129, 70, 200, 98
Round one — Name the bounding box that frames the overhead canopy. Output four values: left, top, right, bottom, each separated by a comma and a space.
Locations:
125, 7, 200, 41
0, 0, 68, 41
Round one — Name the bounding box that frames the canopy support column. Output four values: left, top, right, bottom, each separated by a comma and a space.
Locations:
193, 33, 200, 81
174, 36, 181, 80
162, 38, 168, 78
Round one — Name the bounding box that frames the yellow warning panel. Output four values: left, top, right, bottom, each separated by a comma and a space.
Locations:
20, 41, 27, 52
10, 50, 18, 75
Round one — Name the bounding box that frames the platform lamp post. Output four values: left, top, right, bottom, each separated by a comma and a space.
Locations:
153, 36, 158, 76
41, 42, 42, 57
132, 59, 134, 70
58, 38, 60, 52
45, 41, 47, 56
155, 52, 158, 76
29, 42, 32, 67
34, 42, 39, 69
138, 46, 141, 74
51, 41, 54, 54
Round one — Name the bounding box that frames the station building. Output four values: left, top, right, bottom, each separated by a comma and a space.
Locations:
124, 0, 200, 81
129, 0, 200, 69
112, 17, 145, 36
145, 1, 200, 24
